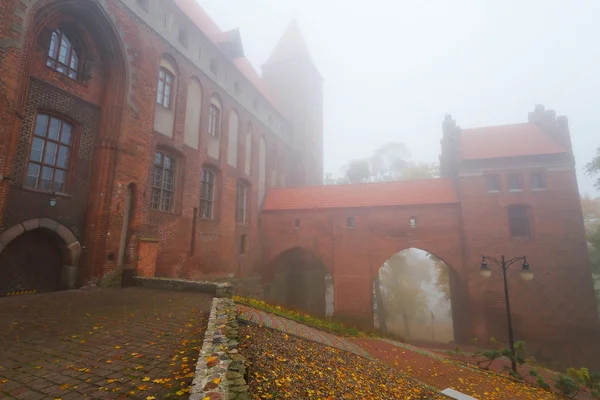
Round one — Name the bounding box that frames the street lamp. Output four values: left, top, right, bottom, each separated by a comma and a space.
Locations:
480, 255, 533, 373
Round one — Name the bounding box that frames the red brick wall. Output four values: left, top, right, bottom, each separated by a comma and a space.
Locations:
1, 0, 302, 286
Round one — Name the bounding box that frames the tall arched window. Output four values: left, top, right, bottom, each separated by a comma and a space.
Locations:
200, 167, 216, 219
152, 151, 176, 212
258, 136, 267, 204
227, 111, 239, 167
208, 97, 221, 137
25, 113, 75, 193
47, 29, 80, 80
244, 124, 252, 175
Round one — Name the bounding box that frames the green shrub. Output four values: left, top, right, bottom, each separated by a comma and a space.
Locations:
555, 374, 580, 398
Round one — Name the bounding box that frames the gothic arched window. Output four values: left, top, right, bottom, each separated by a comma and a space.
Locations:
47, 29, 80, 80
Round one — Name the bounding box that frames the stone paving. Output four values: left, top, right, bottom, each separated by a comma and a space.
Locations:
236, 304, 373, 359
0, 288, 211, 399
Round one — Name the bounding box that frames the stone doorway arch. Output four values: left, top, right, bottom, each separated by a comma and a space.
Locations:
0, 218, 81, 295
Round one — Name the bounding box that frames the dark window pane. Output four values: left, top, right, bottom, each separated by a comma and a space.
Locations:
509, 206, 530, 237
53, 170, 65, 192
48, 32, 58, 58
486, 175, 500, 191
153, 166, 162, 188
40, 167, 53, 190
151, 188, 161, 209
25, 163, 40, 188
531, 173, 544, 189
154, 152, 163, 166
57, 146, 69, 168
30, 137, 44, 162
60, 123, 72, 145
48, 118, 61, 140
44, 141, 58, 165
508, 174, 522, 190
34, 114, 49, 137
157, 80, 164, 104
164, 85, 171, 108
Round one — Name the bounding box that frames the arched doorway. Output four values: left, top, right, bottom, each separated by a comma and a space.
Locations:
266, 247, 331, 317
0, 228, 66, 295
373, 248, 456, 344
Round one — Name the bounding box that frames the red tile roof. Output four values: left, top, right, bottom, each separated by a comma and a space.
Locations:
172, 0, 284, 116
263, 179, 458, 211
460, 123, 566, 160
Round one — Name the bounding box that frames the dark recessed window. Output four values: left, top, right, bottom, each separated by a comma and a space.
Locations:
508, 173, 523, 191
151, 152, 176, 212
486, 175, 500, 192
178, 28, 188, 48
294, 219, 300, 229
240, 234, 247, 254
530, 172, 545, 190
200, 168, 216, 219
347, 217, 355, 228
25, 114, 74, 194
210, 58, 218, 75
46, 29, 80, 80
156, 67, 174, 108
236, 181, 248, 225
410, 216, 417, 228
508, 205, 531, 237
208, 102, 221, 137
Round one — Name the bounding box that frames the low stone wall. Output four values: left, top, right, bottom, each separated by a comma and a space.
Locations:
190, 298, 249, 400
134, 277, 233, 298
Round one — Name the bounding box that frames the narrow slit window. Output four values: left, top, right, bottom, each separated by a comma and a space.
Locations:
294, 219, 300, 229
410, 216, 417, 228
347, 216, 355, 228
200, 168, 216, 219
151, 152, 176, 212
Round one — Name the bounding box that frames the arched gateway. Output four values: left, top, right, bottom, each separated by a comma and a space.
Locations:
261, 112, 599, 369
0, 218, 81, 295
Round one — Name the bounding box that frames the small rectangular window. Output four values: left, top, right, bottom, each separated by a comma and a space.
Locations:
508, 173, 523, 191
210, 59, 218, 76
347, 217, 355, 228
508, 206, 531, 237
530, 172, 545, 190
207, 104, 220, 137
240, 235, 247, 254
485, 175, 500, 192
157, 67, 174, 108
178, 28, 188, 48
200, 168, 215, 219
294, 219, 300, 229
151, 152, 176, 212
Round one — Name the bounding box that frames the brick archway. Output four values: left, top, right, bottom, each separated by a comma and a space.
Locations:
264, 247, 331, 317
0, 218, 81, 295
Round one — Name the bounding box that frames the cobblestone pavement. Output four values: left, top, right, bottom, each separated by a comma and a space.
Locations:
236, 304, 373, 359
0, 288, 211, 399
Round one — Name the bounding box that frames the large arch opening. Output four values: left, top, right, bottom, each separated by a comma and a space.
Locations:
373, 248, 456, 344
0, 228, 67, 295
266, 247, 332, 317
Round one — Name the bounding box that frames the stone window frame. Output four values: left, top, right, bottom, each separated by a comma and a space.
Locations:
508, 205, 531, 238
23, 111, 79, 196
151, 151, 177, 212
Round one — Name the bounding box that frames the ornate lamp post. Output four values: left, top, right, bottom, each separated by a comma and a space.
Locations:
480, 255, 533, 373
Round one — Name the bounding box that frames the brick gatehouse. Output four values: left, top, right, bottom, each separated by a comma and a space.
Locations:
0, 0, 597, 368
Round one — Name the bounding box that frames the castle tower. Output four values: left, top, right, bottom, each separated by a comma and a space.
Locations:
262, 20, 324, 186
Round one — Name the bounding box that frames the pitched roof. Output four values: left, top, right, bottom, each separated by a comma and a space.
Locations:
172, 0, 284, 116
263, 179, 458, 211
264, 20, 312, 65
459, 123, 567, 160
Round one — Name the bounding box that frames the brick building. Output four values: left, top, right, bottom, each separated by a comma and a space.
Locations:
0, 0, 598, 368
261, 106, 599, 368
0, 0, 322, 290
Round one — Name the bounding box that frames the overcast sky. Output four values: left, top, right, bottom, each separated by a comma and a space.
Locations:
199, 0, 599, 196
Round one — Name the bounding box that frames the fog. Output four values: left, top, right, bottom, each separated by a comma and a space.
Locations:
199, 0, 600, 195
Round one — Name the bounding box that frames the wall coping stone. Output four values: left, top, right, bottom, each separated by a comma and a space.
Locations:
134, 277, 233, 298
190, 297, 249, 400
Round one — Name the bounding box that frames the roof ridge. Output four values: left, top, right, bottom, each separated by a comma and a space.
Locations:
267, 178, 452, 192
461, 122, 535, 131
